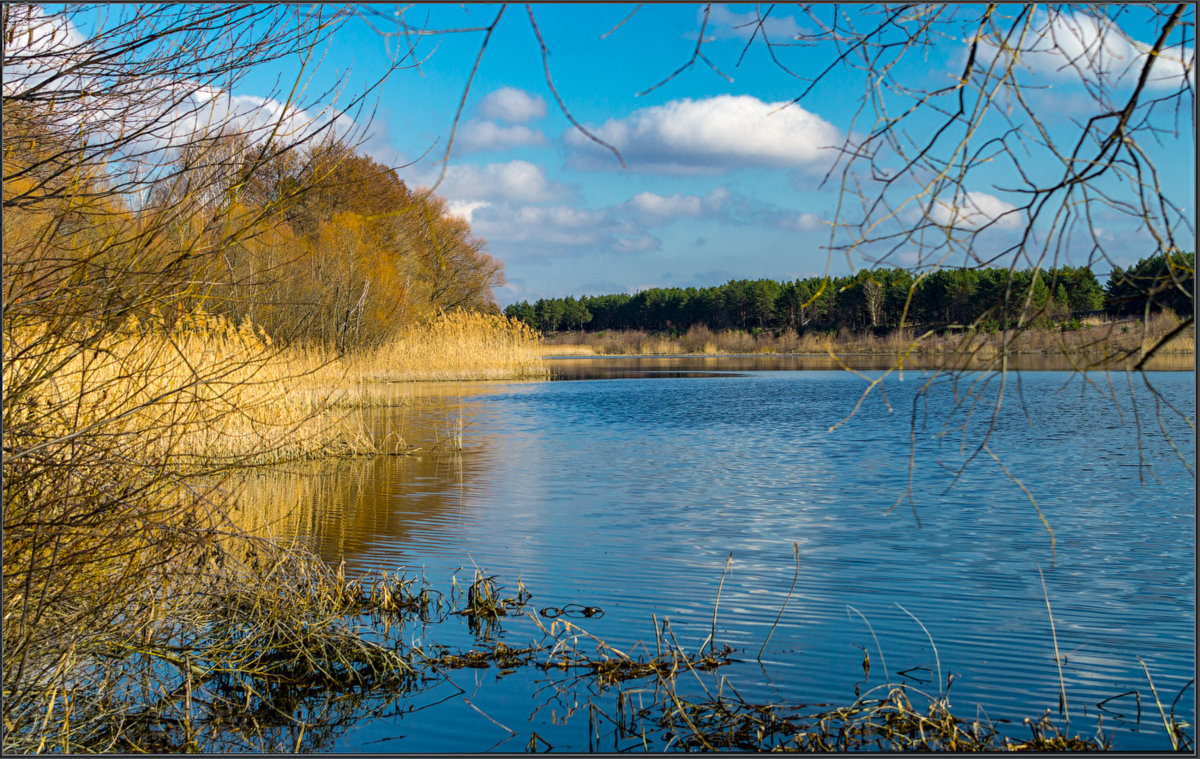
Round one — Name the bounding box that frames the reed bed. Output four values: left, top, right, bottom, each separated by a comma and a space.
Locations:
5, 308, 548, 473
543, 312, 1195, 361
357, 310, 548, 382
16, 545, 431, 753
1, 306, 542, 753
5, 303, 1189, 751
3, 311, 383, 471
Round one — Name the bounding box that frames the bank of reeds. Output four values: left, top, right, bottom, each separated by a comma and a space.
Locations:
5, 307, 549, 471
4, 311, 385, 469
357, 310, 547, 382
4, 307, 358, 752
543, 311, 1195, 363
1, 304, 546, 753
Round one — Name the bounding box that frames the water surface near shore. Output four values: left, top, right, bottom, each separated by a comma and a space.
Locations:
236, 358, 1195, 751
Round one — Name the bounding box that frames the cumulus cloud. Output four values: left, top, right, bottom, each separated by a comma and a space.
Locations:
146, 86, 357, 150
456, 119, 546, 153
978, 10, 1194, 92
509, 204, 606, 231
447, 200, 491, 224
629, 192, 703, 218
434, 177, 827, 268
779, 212, 824, 232
703, 4, 806, 41
478, 86, 547, 123
565, 95, 840, 174
929, 191, 1021, 231
431, 160, 571, 204
465, 200, 661, 260
625, 189, 733, 223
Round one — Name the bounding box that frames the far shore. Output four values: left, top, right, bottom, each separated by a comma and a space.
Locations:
538, 313, 1195, 364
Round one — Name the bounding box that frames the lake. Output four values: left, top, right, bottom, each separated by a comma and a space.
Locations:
234, 356, 1195, 751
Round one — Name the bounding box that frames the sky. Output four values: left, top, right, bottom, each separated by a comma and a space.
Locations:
19, 4, 1196, 307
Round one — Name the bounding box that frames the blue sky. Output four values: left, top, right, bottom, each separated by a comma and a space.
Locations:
29, 4, 1195, 306
307, 4, 883, 305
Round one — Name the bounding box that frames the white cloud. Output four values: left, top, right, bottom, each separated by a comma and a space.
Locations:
565, 95, 840, 174
780, 212, 824, 232
144, 86, 356, 150
431, 160, 569, 204
456, 119, 546, 153
478, 86, 547, 123
704, 4, 806, 41
467, 201, 660, 260
630, 191, 703, 218
442, 180, 827, 269
473, 203, 607, 245
1, 5, 88, 97
447, 200, 491, 223
507, 204, 608, 236
929, 191, 1021, 231
624, 189, 735, 225
3, 6, 365, 173
979, 10, 1194, 92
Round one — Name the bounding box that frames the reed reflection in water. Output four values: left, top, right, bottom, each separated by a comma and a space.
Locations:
544, 351, 1195, 379
229, 381, 515, 566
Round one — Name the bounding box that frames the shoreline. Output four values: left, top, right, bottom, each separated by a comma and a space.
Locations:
537, 314, 1195, 364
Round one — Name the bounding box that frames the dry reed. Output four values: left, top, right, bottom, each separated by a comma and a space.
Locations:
1, 304, 545, 752
356, 310, 548, 382
3, 310, 384, 470
5, 302, 1187, 751
543, 313, 1195, 362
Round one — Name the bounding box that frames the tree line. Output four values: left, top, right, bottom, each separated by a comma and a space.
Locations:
177, 137, 507, 352
505, 254, 1193, 335
6, 119, 505, 355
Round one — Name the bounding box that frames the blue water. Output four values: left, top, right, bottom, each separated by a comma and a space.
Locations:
264, 361, 1195, 751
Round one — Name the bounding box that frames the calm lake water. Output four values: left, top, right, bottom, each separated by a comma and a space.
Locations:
237, 356, 1195, 751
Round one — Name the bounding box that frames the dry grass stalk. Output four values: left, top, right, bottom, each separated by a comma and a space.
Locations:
622, 683, 1113, 751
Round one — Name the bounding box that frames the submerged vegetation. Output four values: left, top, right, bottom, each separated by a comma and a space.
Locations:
8, 546, 1167, 752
